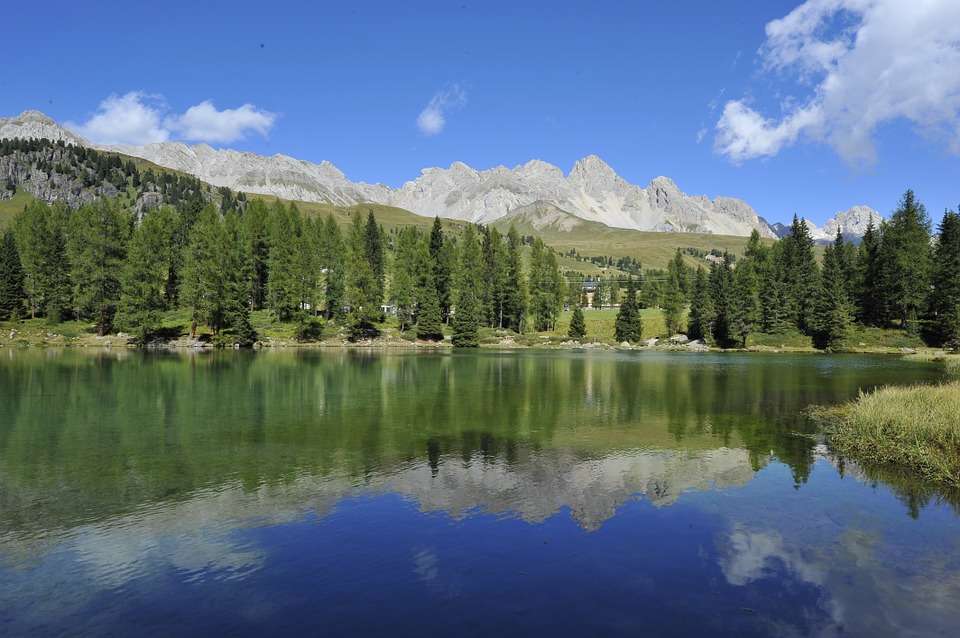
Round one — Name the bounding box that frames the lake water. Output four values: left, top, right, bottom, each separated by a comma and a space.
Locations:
1, 349, 958, 637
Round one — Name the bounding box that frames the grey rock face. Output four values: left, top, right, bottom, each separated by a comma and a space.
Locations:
0, 110, 880, 238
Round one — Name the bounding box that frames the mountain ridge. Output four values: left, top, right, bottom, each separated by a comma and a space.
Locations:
0, 110, 881, 238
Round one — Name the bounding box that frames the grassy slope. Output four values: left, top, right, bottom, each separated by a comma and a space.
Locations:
0, 189, 35, 230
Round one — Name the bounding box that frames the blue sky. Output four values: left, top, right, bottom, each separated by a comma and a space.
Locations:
3, 0, 959, 226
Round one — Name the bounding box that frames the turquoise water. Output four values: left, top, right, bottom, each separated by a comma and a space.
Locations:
0, 349, 957, 636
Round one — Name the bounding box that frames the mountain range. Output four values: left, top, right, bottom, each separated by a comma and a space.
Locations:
0, 110, 881, 238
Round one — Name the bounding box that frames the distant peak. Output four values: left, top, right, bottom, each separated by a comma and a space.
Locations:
17, 110, 57, 124
570, 154, 616, 179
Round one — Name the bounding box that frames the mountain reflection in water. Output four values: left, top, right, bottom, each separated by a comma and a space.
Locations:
0, 349, 958, 637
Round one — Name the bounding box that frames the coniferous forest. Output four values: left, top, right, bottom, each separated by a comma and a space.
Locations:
1, 142, 959, 350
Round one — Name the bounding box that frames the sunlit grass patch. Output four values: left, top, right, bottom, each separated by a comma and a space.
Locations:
816, 381, 960, 489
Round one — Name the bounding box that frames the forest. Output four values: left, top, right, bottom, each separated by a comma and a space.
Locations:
0, 139, 958, 350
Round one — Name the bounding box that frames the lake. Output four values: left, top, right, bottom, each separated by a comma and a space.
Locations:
1, 349, 958, 637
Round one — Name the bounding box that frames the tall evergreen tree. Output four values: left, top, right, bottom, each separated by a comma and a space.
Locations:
780, 215, 819, 333
529, 238, 562, 331
687, 266, 715, 343
67, 199, 129, 335
730, 257, 760, 347
117, 208, 175, 340
429, 217, 453, 322
856, 219, 883, 326
180, 206, 227, 336
568, 304, 587, 340
708, 254, 736, 346
452, 224, 482, 347
219, 210, 256, 344
320, 214, 345, 320
814, 242, 854, 350
391, 226, 420, 332
928, 210, 960, 345
592, 277, 605, 309
345, 210, 380, 339
364, 211, 386, 306
878, 190, 931, 330
614, 276, 643, 343
14, 201, 71, 321
416, 236, 444, 340
501, 225, 527, 332
243, 199, 271, 310
662, 250, 686, 335
0, 229, 25, 320
266, 203, 302, 321
482, 226, 509, 327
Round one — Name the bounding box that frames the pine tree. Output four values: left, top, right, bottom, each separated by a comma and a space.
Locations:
878, 190, 931, 330
180, 206, 226, 336
452, 224, 482, 347
729, 258, 760, 347
529, 238, 561, 331
267, 203, 302, 321
219, 210, 256, 345
67, 199, 128, 335
614, 276, 643, 343
781, 215, 819, 333
662, 250, 686, 336
243, 199, 271, 310
346, 210, 380, 339
364, 211, 385, 306
856, 219, 883, 326
0, 229, 25, 320
688, 266, 715, 343
117, 208, 174, 340
592, 277, 605, 309
416, 240, 444, 341
391, 226, 419, 332
320, 214, 345, 320
708, 254, 735, 346
568, 304, 587, 340
928, 210, 960, 345
14, 201, 71, 321
429, 217, 453, 322
501, 225, 527, 332
814, 243, 854, 350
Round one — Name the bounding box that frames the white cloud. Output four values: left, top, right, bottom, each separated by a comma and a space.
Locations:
166, 101, 275, 143
67, 92, 275, 146
67, 92, 169, 145
417, 85, 466, 136
715, 0, 960, 164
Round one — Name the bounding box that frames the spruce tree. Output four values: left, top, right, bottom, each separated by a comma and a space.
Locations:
928, 210, 960, 345
416, 246, 444, 341
568, 304, 587, 340
266, 203, 302, 321
878, 190, 931, 330
429, 217, 453, 322
614, 276, 643, 343
814, 243, 853, 350
219, 210, 256, 345
14, 201, 71, 321
708, 254, 735, 346
346, 210, 380, 339
592, 277, 605, 309
391, 226, 419, 332
364, 211, 385, 306
781, 215, 819, 333
243, 199, 271, 310
529, 238, 562, 331
320, 214, 345, 320
117, 208, 173, 340
856, 219, 883, 326
687, 266, 715, 342
180, 206, 226, 336
730, 258, 760, 347
452, 224, 482, 347
0, 229, 25, 320
502, 225, 527, 332
67, 199, 128, 335
662, 252, 685, 336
